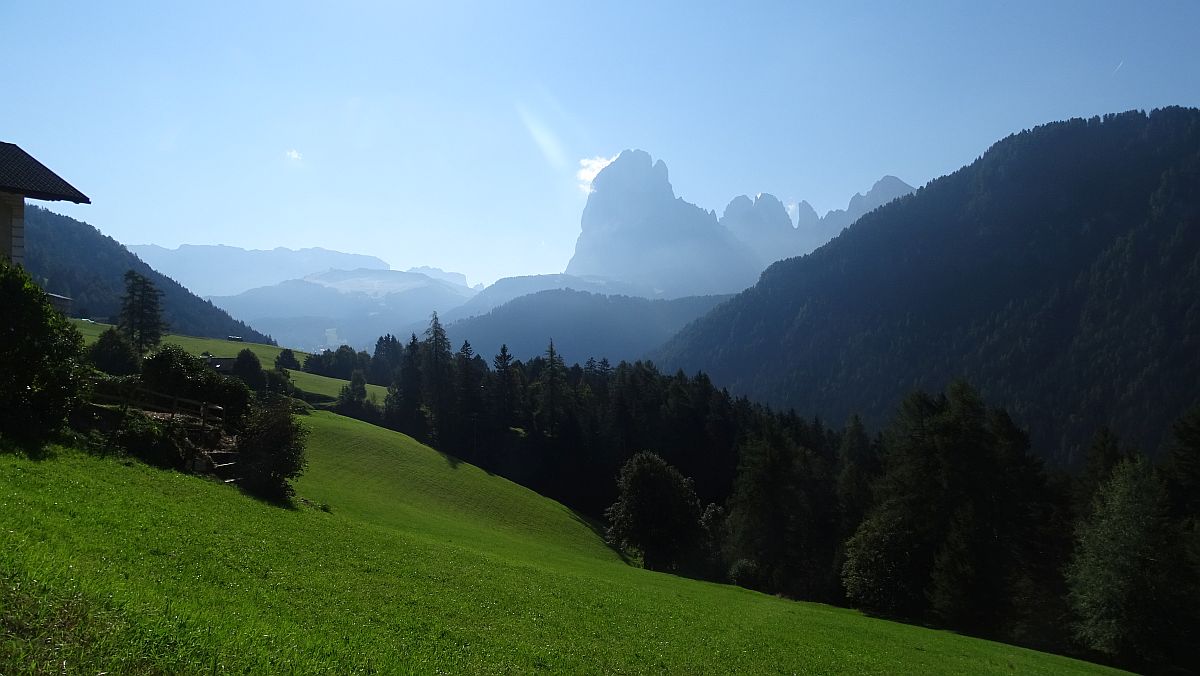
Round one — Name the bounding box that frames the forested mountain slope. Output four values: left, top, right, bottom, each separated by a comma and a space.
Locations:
655, 108, 1200, 464
446, 289, 729, 364
23, 206, 272, 343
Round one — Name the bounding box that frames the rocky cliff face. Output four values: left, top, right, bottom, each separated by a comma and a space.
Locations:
723, 175, 916, 267
719, 193, 798, 267
565, 150, 761, 297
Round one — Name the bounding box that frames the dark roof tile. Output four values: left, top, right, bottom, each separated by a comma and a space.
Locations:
0, 142, 90, 204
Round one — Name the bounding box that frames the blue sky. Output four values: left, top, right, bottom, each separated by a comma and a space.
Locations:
6, 1, 1199, 285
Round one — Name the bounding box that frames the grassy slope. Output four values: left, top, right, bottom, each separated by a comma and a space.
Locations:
1, 413, 1121, 674
73, 320, 388, 401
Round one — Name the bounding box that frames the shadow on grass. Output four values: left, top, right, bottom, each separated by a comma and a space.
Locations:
236, 481, 302, 510
437, 449, 462, 469
568, 507, 630, 564
0, 435, 59, 461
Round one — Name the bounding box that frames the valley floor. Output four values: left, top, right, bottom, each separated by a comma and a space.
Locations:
1, 412, 1123, 674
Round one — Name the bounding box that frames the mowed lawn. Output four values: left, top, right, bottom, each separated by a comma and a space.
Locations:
72, 320, 387, 401
0, 412, 1123, 674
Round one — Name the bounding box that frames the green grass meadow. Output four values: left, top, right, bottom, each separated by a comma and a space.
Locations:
73, 320, 388, 401
0, 412, 1123, 674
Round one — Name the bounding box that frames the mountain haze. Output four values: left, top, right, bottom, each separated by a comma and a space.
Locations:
445, 289, 730, 365
656, 107, 1200, 463
23, 207, 272, 343
210, 268, 475, 351
129, 243, 391, 297
441, 273, 654, 323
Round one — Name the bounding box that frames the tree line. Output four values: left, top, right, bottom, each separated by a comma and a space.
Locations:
312, 313, 1197, 672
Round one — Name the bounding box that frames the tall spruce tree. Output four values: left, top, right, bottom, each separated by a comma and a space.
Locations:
535, 340, 567, 438
492, 344, 518, 430
119, 269, 166, 353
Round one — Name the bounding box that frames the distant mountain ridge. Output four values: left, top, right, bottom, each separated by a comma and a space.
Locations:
441, 273, 654, 323
563, 149, 912, 297
23, 207, 272, 343
209, 268, 476, 351
655, 107, 1200, 463
128, 243, 391, 297
721, 176, 915, 268
446, 289, 731, 365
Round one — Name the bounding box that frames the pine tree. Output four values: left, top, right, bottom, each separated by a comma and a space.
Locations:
119, 269, 166, 353
421, 312, 453, 414
492, 344, 517, 430
384, 333, 426, 439
836, 414, 877, 538
535, 340, 567, 438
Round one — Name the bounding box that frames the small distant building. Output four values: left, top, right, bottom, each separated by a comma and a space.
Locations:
0, 141, 90, 267
204, 356, 238, 374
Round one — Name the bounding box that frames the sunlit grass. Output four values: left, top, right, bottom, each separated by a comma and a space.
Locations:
0, 412, 1124, 673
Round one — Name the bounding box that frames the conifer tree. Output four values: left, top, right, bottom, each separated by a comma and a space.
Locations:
492, 344, 517, 429
535, 340, 567, 437
119, 269, 166, 353
421, 312, 453, 415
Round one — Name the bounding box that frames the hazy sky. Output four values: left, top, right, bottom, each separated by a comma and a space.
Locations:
6, 2, 1199, 285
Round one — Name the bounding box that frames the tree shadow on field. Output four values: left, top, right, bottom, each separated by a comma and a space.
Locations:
0, 430, 69, 461
237, 483, 302, 511
568, 507, 630, 564
437, 449, 461, 469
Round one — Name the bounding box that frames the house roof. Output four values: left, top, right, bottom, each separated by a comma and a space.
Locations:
0, 142, 90, 204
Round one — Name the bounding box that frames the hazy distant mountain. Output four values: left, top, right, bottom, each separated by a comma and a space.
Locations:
719, 193, 796, 268
564, 150, 761, 297
656, 108, 1200, 464
23, 207, 272, 343
128, 243, 391, 297
441, 273, 654, 323
209, 268, 476, 351
405, 266, 477, 288
720, 176, 915, 268
446, 289, 730, 365
809, 175, 914, 245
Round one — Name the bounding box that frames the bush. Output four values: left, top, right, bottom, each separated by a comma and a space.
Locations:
107, 409, 184, 469
141, 344, 252, 423
0, 262, 87, 443
604, 451, 702, 571
89, 327, 140, 376
232, 348, 265, 391
728, 559, 765, 591
237, 394, 309, 501
275, 348, 301, 370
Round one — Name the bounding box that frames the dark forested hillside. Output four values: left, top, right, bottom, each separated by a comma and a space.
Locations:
23, 207, 273, 343
446, 289, 730, 364
655, 108, 1200, 464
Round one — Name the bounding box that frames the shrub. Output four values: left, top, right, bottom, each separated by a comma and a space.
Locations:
604, 451, 702, 571
274, 348, 301, 370
728, 559, 765, 591
89, 327, 140, 376
232, 348, 266, 391
237, 394, 309, 501
108, 409, 184, 469
0, 262, 87, 443
141, 344, 252, 423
